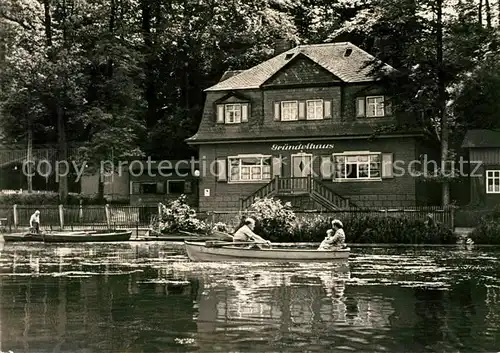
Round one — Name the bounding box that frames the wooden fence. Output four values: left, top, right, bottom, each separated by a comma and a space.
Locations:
0, 204, 456, 231
0, 204, 158, 230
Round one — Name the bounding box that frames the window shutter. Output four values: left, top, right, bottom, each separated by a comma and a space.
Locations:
298, 101, 306, 120
216, 104, 224, 123
131, 182, 140, 194
272, 156, 282, 177
381, 153, 394, 178
157, 182, 165, 193
384, 97, 392, 116
320, 156, 333, 179
216, 158, 227, 181
324, 100, 332, 119
274, 102, 281, 121
242, 103, 249, 122
356, 97, 365, 117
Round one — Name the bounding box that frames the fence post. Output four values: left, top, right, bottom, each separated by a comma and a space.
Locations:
13, 204, 18, 229
59, 204, 64, 229
105, 204, 111, 229
450, 206, 455, 229
79, 199, 83, 223
158, 202, 162, 219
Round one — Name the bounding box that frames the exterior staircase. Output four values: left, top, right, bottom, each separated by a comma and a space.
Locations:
240, 176, 356, 211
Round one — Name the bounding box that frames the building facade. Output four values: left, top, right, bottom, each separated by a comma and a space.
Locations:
461, 129, 500, 207
81, 160, 198, 206
187, 42, 439, 212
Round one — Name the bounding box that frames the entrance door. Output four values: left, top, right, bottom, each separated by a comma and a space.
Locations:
291, 153, 313, 192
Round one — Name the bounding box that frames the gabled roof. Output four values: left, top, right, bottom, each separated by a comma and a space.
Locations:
219, 70, 245, 82
461, 129, 500, 148
205, 42, 395, 92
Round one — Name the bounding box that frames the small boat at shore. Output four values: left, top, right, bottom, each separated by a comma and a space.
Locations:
184, 241, 350, 262
3, 231, 91, 242
43, 230, 132, 243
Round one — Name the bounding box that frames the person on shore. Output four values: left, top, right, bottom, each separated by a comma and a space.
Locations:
233, 217, 271, 249
318, 219, 346, 250
29, 210, 41, 234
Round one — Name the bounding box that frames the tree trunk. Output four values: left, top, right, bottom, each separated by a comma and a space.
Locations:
141, 0, 157, 130
57, 105, 68, 204
98, 178, 105, 201
478, 0, 483, 25
436, 0, 449, 206
484, 0, 491, 28
43, 0, 52, 47
27, 122, 33, 193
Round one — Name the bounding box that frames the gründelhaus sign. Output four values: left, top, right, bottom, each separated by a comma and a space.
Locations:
271, 143, 334, 151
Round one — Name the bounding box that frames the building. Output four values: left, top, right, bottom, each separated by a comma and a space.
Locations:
187, 42, 439, 212
461, 129, 500, 206
80, 160, 198, 206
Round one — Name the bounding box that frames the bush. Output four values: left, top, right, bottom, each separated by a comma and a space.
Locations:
151, 195, 210, 234
470, 206, 500, 244
243, 197, 296, 241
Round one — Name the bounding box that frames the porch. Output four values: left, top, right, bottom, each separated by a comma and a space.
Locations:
240, 176, 355, 211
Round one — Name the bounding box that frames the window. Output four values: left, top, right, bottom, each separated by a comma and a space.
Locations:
306, 100, 323, 120
216, 102, 249, 124
486, 170, 500, 193
225, 104, 241, 124
167, 180, 185, 194
356, 95, 392, 118
228, 155, 272, 182
366, 96, 385, 117
131, 182, 164, 194
281, 101, 298, 121
333, 153, 381, 180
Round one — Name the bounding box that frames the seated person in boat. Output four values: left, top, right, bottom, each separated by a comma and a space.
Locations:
318, 219, 346, 250
29, 210, 41, 234
233, 217, 271, 248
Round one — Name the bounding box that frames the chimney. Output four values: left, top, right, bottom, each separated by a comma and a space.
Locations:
273, 39, 295, 56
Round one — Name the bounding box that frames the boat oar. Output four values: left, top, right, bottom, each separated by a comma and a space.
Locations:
204, 240, 269, 248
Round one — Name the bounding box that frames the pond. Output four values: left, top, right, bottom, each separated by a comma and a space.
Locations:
0, 242, 499, 352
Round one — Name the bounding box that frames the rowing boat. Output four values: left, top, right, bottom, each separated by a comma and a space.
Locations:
43, 230, 132, 243
2, 231, 92, 242
184, 241, 350, 262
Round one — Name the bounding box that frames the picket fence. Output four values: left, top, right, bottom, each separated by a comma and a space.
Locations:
0, 204, 455, 231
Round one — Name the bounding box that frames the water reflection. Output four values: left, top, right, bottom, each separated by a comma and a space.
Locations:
0, 243, 499, 352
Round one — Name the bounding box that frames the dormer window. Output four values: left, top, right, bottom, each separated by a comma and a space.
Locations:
356, 95, 392, 118
225, 104, 241, 123
216, 102, 249, 124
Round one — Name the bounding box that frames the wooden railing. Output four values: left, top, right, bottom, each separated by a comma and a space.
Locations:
240, 177, 355, 211
240, 179, 277, 210
311, 178, 354, 209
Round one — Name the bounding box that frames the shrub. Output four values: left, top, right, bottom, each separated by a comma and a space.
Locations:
470, 206, 500, 244
260, 213, 455, 244
151, 195, 210, 234
243, 197, 296, 241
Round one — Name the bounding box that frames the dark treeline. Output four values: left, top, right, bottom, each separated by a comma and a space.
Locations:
1, 0, 500, 202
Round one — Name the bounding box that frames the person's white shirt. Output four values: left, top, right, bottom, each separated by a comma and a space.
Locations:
30, 212, 40, 227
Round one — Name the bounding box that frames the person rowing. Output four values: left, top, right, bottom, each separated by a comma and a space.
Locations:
318, 219, 346, 250
233, 217, 271, 249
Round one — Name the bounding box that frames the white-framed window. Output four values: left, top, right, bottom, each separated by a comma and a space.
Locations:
366, 96, 385, 117
281, 101, 298, 121
306, 100, 323, 120
333, 152, 381, 180
228, 155, 272, 182
225, 104, 241, 124
486, 170, 500, 193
